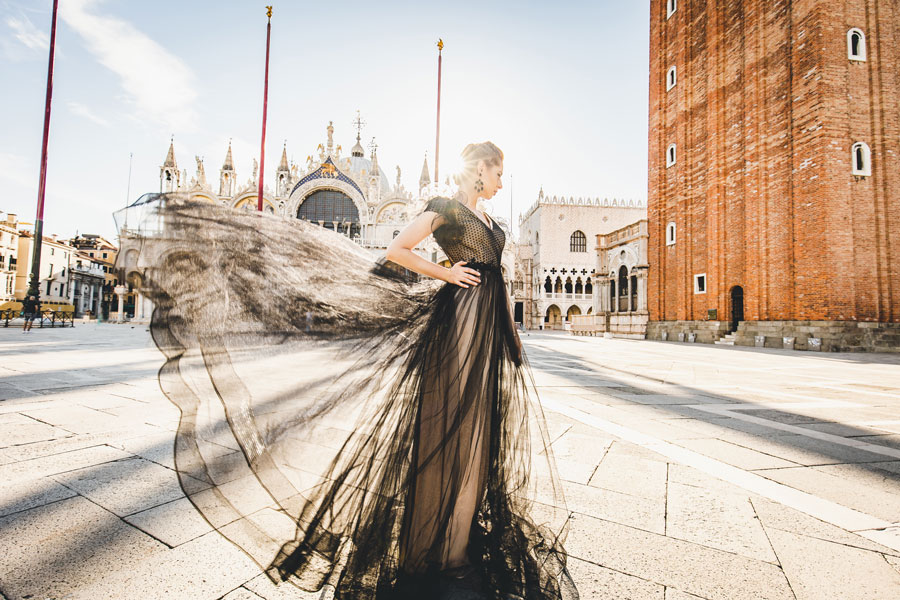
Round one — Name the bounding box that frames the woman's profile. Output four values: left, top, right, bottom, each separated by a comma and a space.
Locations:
134, 141, 578, 599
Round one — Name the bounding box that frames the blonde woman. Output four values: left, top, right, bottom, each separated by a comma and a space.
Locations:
140, 143, 577, 600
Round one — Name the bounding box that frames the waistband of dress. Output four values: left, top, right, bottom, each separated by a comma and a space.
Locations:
463, 261, 501, 273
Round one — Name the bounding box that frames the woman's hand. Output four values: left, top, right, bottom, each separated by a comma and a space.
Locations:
446, 261, 481, 288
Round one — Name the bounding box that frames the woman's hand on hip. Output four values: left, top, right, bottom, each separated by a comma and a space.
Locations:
446, 261, 481, 288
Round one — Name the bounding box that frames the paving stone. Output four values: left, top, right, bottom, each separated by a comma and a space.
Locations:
749, 496, 900, 558
0, 476, 78, 518
675, 438, 798, 470
124, 497, 214, 547
0, 412, 73, 447
0, 444, 133, 483
707, 427, 897, 466
564, 513, 794, 600
665, 589, 708, 600
754, 465, 900, 523
0, 495, 166, 600
0, 431, 158, 465
765, 527, 900, 600
559, 480, 666, 534
666, 482, 777, 563
220, 588, 265, 600
587, 446, 669, 500
566, 557, 665, 599
241, 573, 327, 599
69, 531, 260, 600
50, 456, 189, 517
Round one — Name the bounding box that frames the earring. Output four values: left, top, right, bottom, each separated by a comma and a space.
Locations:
474, 174, 484, 193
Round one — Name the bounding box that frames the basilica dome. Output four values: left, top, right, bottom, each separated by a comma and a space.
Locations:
346, 155, 392, 192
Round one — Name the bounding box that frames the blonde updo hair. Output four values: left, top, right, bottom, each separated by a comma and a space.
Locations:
452, 141, 504, 186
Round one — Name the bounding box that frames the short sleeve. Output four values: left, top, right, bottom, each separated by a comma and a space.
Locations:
423, 196, 452, 218
422, 196, 455, 232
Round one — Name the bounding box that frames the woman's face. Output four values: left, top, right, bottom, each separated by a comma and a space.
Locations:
479, 160, 504, 199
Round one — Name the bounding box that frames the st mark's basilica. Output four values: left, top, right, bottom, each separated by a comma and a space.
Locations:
117, 120, 519, 321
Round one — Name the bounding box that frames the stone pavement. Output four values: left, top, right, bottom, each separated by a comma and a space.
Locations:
1, 324, 900, 599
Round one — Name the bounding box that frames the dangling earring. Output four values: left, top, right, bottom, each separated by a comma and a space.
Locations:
474, 173, 484, 193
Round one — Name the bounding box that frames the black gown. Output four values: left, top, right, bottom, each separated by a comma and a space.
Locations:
131, 194, 578, 600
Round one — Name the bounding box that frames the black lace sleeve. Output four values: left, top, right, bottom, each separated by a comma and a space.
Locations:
423, 196, 463, 243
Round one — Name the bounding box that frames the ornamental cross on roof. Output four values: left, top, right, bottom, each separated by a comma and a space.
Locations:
352, 110, 366, 143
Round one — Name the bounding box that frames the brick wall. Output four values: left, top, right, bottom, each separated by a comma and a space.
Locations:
648, 0, 899, 326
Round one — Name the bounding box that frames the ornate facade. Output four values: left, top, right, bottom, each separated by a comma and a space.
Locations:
152, 122, 446, 262
119, 121, 521, 321
515, 190, 646, 330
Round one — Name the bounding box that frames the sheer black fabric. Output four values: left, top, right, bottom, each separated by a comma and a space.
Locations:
128, 195, 578, 600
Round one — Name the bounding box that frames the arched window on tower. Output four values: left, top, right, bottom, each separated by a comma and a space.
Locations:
585, 277, 593, 295
564, 277, 573, 294
667, 66, 677, 91
574, 277, 583, 295
570, 230, 587, 252
666, 222, 677, 245
667, 0, 676, 19
554, 277, 563, 294
852, 142, 872, 176
666, 144, 677, 168
848, 28, 867, 61
544, 276, 552, 293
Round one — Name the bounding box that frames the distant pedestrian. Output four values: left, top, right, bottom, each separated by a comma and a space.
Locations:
22, 295, 40, 332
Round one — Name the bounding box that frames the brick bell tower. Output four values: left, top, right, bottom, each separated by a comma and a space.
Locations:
646, 0, 900, 352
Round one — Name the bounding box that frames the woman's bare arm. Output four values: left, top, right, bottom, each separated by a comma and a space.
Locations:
385, 212, 481, 288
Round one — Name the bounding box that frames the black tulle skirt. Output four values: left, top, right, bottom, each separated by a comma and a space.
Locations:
129, 198, 578, 599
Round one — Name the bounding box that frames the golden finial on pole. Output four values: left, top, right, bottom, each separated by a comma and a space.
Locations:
266, 5, 273, 19
437, 38, 444, 51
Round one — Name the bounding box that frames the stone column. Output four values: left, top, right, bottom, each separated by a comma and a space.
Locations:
637, 270, 648, 312
114, 285, 126, 323
611, 279, 617, 313
137, 291, 145, 320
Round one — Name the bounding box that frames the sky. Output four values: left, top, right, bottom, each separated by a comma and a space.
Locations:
0, 0, 650, 241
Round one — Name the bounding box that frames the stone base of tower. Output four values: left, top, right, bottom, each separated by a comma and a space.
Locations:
647, 321, 900, 353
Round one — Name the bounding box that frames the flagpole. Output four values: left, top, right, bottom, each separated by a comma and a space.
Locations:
26, 0, 60, 300
434, 39, 443, 186
257, 6, 273, 211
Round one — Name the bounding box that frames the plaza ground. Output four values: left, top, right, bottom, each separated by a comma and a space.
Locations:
1, 323, 900, 599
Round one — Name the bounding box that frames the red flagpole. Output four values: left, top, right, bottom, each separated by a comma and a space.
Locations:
257, 6, 273, 211
27, 0, 60, 299
434, 39, 443, 186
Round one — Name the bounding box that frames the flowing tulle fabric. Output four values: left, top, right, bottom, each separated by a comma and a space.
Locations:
126, 196, 578, 599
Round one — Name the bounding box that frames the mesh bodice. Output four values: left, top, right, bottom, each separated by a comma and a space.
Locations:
425, 197, 506, 267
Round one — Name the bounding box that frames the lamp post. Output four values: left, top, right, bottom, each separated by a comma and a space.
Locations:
26, 0, 60, 300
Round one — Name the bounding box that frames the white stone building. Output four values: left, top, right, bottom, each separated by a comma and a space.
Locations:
516, 190, 646, 330
117, 121, 520, 320
570, 220, 649, 338
150, 122, 447, 263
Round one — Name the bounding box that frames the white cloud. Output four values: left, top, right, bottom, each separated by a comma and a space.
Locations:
67, 101, 110, 127
5, 15, 49, 50
59, 0, 197, 131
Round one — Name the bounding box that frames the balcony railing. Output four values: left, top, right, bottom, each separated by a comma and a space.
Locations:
543, 292, 593, 302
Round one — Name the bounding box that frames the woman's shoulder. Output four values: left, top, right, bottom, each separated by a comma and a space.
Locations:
422, 196, 456, 216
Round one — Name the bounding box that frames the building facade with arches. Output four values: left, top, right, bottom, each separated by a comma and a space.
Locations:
118, 121, 523, 322
516, 190, 646, 330
648, 1, 900, 351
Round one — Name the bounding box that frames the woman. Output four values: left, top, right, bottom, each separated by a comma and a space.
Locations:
135, 142, 577, 600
